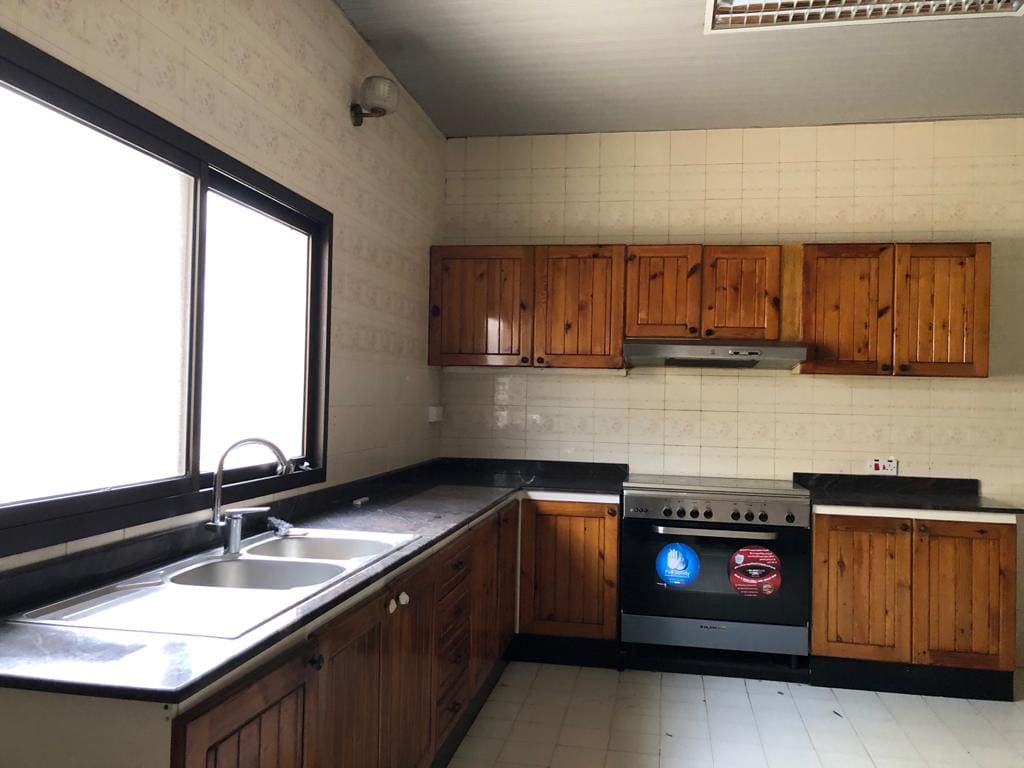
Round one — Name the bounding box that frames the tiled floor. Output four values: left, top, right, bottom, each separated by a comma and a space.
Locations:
450, 663, 1024, 768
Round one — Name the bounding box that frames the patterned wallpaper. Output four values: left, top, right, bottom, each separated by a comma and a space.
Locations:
0, 0, 446, 491
439, 122, 1024, 503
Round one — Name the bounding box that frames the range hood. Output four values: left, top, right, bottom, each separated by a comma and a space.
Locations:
623, 339, 807, 370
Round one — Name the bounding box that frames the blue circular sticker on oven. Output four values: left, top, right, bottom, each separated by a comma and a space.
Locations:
656, 542, 700, 587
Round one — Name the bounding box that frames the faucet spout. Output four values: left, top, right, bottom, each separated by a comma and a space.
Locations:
207, 438, 293, 548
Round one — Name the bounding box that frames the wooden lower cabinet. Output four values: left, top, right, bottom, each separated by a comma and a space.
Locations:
911, 520, 1016, 671
519, 500, 619, 639
174, 647, 319, 768
496, 501, 519, 655
470, 514, 500, 689
811, 515, 912, 662
812, 514, 1016, 671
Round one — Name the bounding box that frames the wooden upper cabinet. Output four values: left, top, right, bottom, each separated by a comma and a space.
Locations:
811, 514, 912, 663
912, 520, 1016, 671
625, 245, 702, 338
175, 647, 318, 768
894, 243, 990, 377
701, 245, 781, 340
519, 500, 619, 639
428, 246, 533, 366
534, 245, 625, 368
802, 244, 895, 375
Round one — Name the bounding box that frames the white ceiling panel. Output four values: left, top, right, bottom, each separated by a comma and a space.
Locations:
335, 0, 1024, 136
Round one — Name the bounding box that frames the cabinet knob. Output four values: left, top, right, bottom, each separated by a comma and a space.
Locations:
919, 524, 928, 533
607, 507, 617, 517
307, 654, 324, 671
899, 364, 910, 372
688, 326, 698, 334
430, 305, 440, 317
521, 356, 529, 364
900, 523, 910, 532
450, 652, 463, 665
398, 591, 410, 606
881, 364, 893, 372
452, 559, 465, 572
448, 700, 462, 715
453, 606, 464, 618
388, 598, 398, 615
705, 329, 714, 337
536, 356, 545, 365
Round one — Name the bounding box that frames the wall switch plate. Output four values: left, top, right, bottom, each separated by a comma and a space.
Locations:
867, 457, 898, 475
427, 406, 444, 423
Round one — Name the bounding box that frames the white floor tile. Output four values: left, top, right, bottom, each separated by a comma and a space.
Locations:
497, 738, 555, 765
549, 745, 606, 768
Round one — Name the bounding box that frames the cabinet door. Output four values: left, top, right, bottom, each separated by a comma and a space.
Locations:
519, 500, 618, 639
428, 246, 533, 366
316, 596, 385, 768
912, 520, 1016, 670
894, 243, 990, 377
497, 501, 520, 655
470, 514, 500, 688
380, 566, 435, 768
625, 245, 702, 338
534, 245, 625, 368
176, 648, 318, 768
802, 244, 895, 375
701, 245, 781, 340
811, 515, 912, 662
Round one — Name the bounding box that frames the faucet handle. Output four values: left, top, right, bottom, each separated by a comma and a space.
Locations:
225, 506, 271, 520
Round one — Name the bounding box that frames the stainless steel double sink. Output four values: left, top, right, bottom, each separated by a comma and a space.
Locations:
16, 528, 419, 639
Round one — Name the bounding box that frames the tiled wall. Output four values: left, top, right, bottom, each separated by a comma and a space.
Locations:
0, 1, 446, 492
439, 121, 1024, 503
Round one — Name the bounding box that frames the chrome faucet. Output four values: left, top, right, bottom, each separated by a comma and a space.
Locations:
207, 438, 293, 555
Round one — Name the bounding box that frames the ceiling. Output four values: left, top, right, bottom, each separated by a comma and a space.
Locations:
334, 0, 1024, 137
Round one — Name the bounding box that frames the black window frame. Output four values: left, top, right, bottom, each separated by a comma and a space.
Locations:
0, 29, 332, 557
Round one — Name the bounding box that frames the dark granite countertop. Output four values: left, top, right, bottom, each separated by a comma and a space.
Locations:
795, 473, 1021, 515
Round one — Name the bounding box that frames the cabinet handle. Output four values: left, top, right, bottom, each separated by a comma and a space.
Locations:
900, 523, 910, 532
919, 524, 928, 533
607, 507, 617, 517
450, 652, 463, 665
453, 606, 464, 618
899, 364, 910, 372
881, 364, 893, 372
398, 591, 410, 606
448, 701, 462, 715
688, 326, 698, 334
452, 559, 466, 572
705, 329, 714, 337
536, 356, 545, 365
307, 654, 325, 671
388, 598, 398, 615
430, 305, 440, 317
521, 356, 529, 364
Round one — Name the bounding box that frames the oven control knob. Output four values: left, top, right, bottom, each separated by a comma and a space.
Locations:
703, 509, 713, 519
689, 508, 700, 519
758, 512, 769, 522
677, 508, 686, 518
662, 507, 673, 517
785, 513, 796, 524
744, 511, 755, 522
731, 510, 741, 521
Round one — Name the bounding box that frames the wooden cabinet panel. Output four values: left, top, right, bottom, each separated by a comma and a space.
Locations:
497, 502, 519, 656
894, 243, 990, 377
912, 520, 1016, 670
428, 246, 533, 366
625, 245, 702, 338
316, 596, 385, 768
534, 245, 625, 368
811, 515, 912, 663
802, 244, 895, 375
176, 649, 317, 768
701, 245, 781, 340
470, 514, 500, 689
380, 566, 435, 768
519, 500, 618, 639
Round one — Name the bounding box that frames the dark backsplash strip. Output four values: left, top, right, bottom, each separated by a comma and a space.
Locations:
0, 458, 626, 616
794, 472, 980, 497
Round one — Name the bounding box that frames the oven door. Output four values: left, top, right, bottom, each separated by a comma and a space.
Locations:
620, 518, 809, 627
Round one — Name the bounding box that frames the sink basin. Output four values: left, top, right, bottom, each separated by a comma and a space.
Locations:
246, 536, 393, 561
170, 559, 344, 590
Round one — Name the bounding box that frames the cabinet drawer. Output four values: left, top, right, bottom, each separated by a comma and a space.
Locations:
435, 625, 471, 697
435, 676, 471, 745
435, 583, 471, 644
436, 541, 472, 598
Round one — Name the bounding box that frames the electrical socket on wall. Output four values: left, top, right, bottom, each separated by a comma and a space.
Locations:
867, 457, 899, 475
427, 406, 444, 423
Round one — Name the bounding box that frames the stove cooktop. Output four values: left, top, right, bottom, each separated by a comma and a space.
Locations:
623, 474, 809, 497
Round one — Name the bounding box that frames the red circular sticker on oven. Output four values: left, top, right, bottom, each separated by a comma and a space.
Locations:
729, 546, 782, 597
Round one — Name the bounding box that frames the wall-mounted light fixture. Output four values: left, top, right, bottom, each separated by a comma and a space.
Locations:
350, 76, 399, 127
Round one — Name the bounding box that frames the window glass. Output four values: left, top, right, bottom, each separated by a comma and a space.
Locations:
199, 191, 310, 471
0, 82, 192, 504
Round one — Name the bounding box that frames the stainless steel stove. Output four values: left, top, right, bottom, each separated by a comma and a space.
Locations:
620, 474, 811, 657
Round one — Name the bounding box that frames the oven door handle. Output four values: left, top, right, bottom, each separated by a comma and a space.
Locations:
650, 525, 778, 540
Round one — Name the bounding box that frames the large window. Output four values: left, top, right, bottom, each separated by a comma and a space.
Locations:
0, 31, 331, 548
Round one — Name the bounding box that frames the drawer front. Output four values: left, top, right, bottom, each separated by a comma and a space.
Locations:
435, 625, 471, 697
435, 583, 471, 644
435, 676, 471, 745
437, 541, 472, 597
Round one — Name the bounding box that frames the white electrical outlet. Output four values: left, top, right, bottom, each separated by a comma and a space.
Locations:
867, 457, 899, 475
427, 405, 444, 423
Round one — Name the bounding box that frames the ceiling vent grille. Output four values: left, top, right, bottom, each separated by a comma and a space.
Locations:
709, 0, 1024, 30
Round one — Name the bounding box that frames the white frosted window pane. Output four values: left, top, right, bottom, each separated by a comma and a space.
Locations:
0, 83, 191, 505
200, 192, 309, 471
